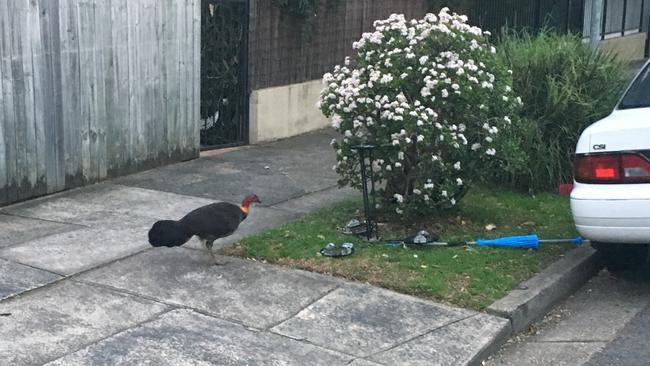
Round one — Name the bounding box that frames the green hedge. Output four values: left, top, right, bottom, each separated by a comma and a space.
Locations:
494, 30, 629, 192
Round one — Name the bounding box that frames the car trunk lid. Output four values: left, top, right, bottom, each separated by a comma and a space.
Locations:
576, 108, 650, 154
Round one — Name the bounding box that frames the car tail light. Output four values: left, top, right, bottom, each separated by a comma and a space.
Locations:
574, 153, 650, 183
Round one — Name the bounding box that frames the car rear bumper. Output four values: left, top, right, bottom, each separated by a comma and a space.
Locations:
570, 182, 650, 244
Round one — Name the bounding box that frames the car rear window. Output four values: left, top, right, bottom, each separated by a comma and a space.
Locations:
619, 64, 650, 109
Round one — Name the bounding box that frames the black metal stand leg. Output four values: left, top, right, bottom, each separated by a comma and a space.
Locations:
353, 144, 379, 241
358, 149, 372, 241
368, 149, 378, 240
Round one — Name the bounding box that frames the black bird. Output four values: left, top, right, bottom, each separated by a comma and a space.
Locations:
148, 194, 260, 263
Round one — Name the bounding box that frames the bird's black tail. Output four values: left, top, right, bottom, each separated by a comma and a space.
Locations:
148, 220, 192, 247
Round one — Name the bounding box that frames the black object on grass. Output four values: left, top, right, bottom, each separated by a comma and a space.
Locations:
320, 243, 355, 257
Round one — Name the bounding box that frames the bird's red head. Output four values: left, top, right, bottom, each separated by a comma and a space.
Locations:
240, 194, 260, 214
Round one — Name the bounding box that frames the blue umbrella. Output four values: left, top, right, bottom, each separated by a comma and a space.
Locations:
402, 235, 585, 249
473, 235, 584, 249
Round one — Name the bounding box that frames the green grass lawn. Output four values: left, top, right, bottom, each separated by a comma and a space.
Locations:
220, 186, 578, 310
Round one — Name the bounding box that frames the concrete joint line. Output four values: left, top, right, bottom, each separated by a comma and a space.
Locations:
177, 307, 252, 330
74, 278, 255, 330
265, 284, 342, 331
266, 184, 340, 210
273, 331, 367, 361
533, 340, 611, 344
0, 248, 154, 303
0, 223, 85, 252
346, 357, 388, 366
66, 247, 154, 278
365, 313, 479, 359
0, 261, 68, 303
74, 279, 181, 310
0, 211, 90, 229
41, 307, 175, 365
0, 256, 63, 278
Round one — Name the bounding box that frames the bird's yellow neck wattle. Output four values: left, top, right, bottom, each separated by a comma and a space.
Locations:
240, 205, 249, 215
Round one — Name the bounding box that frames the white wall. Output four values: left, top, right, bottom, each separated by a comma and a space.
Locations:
249, 80, 330, 144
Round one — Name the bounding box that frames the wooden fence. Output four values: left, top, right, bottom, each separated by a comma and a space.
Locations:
0, 0, 200, 206
248, 0, 429, 90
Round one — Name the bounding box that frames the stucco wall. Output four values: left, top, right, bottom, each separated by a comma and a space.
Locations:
600, 32, 647, 61
249, 80, 330, 144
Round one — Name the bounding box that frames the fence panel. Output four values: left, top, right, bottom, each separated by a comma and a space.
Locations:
248, 0, 428, 91
625, 0, 644, 30
0, 0, 200, 206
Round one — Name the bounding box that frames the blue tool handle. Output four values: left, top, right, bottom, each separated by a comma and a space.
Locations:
538, 236, 584, 246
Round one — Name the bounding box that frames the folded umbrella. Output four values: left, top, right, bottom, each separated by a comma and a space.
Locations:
395, 234, 585, 249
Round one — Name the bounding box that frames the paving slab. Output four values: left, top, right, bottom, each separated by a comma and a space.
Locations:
115, 130, 340, 206
45, 309, 367, 366
2, 184, 214, 228
488, 341, 607, 366
77, 248, 340, 328
0, 258, 62, 300
271, 283, 474, 358
369, 314, 511, 366
0, 226, 151, 275
0, 280, 169, 366
0, 213, 80, 248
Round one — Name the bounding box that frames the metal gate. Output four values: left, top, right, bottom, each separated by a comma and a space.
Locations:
200, 0, 249, 149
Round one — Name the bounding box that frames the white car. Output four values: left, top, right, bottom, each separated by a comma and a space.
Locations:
571, 60, 650, 268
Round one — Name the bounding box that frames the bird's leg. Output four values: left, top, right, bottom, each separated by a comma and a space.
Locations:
204, 239, 215, 260
205, 240, 226, 265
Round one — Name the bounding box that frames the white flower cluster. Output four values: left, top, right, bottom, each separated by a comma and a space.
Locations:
319, 8, 521, 214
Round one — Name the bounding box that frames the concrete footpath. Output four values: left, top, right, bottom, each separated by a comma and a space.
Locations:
0, 129, 509, 365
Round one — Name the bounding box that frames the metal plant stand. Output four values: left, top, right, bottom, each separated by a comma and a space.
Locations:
353, 144, 379, 240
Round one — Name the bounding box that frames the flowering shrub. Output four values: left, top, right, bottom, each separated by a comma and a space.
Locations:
318, 8, 523, 216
